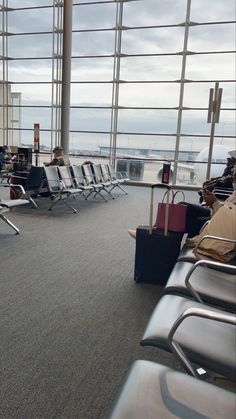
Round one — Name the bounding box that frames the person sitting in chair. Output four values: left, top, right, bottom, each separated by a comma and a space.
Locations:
185, 181, 236, 262
0, 145, 16, 171
0, 145, 12, 164
44, 146, 70, 167
127, 189, 214, 241
128, 166, 236, 246
198, 156, 235, 202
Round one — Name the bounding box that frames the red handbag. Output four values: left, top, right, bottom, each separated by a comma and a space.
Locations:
154, 190, 187, 233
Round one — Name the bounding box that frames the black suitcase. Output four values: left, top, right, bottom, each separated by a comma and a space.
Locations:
134, 184, 183, 285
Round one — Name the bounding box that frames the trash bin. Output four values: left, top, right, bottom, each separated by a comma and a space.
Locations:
129, 160, 144, 181
116, 160, 129, 178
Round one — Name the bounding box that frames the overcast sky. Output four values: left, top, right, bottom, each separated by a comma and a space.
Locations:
1, 0, 235, 153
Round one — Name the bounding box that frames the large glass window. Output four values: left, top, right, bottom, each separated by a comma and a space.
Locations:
0, 0, 235, 186
118, 109, 178, 133
123, 0, 187, 26
190, 0, 235, 21
119, 83, 180, 107
121, 27, 184, 55
120, 56, 182, 81
72, 3, 115, 30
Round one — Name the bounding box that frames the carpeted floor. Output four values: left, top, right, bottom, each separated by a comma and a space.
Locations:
0, 185, 197, 419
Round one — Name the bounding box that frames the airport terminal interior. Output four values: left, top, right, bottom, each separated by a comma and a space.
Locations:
0, 1, 236, 418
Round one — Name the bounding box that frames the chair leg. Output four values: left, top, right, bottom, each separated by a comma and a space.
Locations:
104, 188, 116, 199
109, 183, 128, 195
0, 213, 20, 234
117, 183, 128, 195
82, 191, 91, 199
84, 190, 93, 200
29, 197, 38, 208
48, 194, 61, 211
48, 194, 78, 213
62, 200, 78, 213
94, 190, 108, 202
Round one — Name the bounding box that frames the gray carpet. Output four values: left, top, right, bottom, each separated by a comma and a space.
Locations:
0, 186, 197, 419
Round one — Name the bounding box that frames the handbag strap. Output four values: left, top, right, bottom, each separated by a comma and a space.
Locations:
173, 190, 185, 203
159, 189, 172, 236
161, 189, 174, 203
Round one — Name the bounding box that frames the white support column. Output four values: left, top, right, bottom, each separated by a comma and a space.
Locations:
61, 0, 73, 156
109, 0, 124, 167
51, 0, 63, 154
1, 0, 10, 146
206, 82, 223, 180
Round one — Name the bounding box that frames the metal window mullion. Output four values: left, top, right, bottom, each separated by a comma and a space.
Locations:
5, 0, 10, 144
55, 2, 61, 147
1, 1, 5, 144
55, 2, 59, 146
8, 19, 236, 36
8, 49, 236, 60
57, 2, 63, 147
7, 79, 236, 85
2, 0, 9, 145
51, 0, 63, 151
109, 1, 119, 163
110, 0, 123, 166
50, 0, 56, 154
2, 0, 5, 144
173, 0, 191, 184
113, 23, 122, 162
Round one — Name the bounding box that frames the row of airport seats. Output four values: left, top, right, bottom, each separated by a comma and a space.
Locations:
108, 238, 236, 418
11, 163, 129, 209
0, 163, 129, 233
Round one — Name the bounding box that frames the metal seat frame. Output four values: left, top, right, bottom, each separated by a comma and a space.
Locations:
44, 166, 83, 213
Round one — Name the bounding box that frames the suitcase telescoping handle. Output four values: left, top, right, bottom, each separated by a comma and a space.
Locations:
149, 183, 171, 237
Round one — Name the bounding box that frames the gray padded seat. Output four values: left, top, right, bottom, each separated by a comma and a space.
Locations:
82, 164, 108, 202
141, 295, 236, 381
70, 165, 94, 194
44, 166, 83, 212
0, 198, 30, 208
100, 164, 119, 187
91, 164, 115, 199
108, 360, 236, 419
177, 245, 200, 263
164, 260, 236, 311
106, 164, 128, 195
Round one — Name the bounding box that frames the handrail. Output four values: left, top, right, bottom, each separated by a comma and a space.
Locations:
167, 306, 236, 378
194, 235, 236, 256
184, 259, 236, 303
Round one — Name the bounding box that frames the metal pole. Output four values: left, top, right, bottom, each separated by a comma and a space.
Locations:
173, 0, 191, 184
61, 0, 73, 156
109, 0, 123, 168
206, 82, 222, 180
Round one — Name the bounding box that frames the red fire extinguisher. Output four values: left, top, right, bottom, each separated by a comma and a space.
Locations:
161, 163, 171, 184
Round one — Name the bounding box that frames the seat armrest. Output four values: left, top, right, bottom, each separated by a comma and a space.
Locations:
1, 183, 27, 195
60, 180, 66, 189
167, 307, 236, 378
195, 235, 236, 251
184, 259, 236, 303
93, 174, 101, 183
9, 174, 27, 180
193, 235, 236, 259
